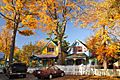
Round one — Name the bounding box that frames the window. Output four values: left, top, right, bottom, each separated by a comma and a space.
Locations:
73, 46, 82, 53
77, 46, 82, 52
47, 47, 54, 52
73, 47, 77, 52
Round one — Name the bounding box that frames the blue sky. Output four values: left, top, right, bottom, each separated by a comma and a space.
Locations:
0, 18, 93, 49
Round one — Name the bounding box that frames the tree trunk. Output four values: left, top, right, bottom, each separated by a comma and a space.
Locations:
103, 56, 107, 69
57, 40, 65, 65
103, 25, 108, 69
9, 27, 17, 65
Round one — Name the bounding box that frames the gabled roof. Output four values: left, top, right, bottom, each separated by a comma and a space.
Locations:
39, 40, 57, 52
77, 40, 88, 48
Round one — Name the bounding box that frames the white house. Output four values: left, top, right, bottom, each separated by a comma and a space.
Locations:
65, 40, 91, 65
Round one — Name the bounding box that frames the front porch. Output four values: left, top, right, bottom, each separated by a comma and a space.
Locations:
65, 53, 88, 65
30, 54, 58, 67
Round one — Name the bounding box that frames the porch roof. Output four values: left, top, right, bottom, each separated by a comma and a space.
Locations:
66, 53, 87, 59
33, 54, 57, 59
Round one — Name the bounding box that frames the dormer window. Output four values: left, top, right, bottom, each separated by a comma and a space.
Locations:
47, 47, 54, 52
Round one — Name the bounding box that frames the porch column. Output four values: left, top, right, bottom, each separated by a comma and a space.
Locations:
73, 58, 76, 65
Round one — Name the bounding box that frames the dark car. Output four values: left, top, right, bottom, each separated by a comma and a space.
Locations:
33, 65, 65, 79
3, 63, 28, 79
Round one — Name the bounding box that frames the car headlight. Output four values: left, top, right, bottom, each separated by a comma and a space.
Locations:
37, 71, 41, 74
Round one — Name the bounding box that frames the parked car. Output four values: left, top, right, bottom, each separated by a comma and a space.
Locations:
3, 63, 28, 79
33, 65, 65, 79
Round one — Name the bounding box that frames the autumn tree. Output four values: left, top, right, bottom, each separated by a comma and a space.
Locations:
21, 43, 39, 65
86, 30, 119, 66
0, 27, 12, 64
0, 0, 38, 64
76, 0, 120, 69
13, 47, 22, 62
35, 40, 48, 54
22, 43, 38, 56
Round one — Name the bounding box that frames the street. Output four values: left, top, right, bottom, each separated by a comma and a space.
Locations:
0, 73, 119, 80
0, 73, 36, 80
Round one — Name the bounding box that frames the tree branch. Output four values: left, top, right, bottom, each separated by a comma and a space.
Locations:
0, 12, 14, 22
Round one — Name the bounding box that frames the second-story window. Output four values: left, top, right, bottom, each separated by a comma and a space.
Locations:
73, 46, 82, 53
77, 46, 82, 52
73, 47, 77, 53
47, 47, 54, 52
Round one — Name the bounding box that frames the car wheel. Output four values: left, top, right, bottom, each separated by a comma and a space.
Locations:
37, 77, 41, 79
23, 74, 26, 78
8, 75, 13, 79
61, 72, 64, 77
3, 68, 6, 73
49, 74, 52, 79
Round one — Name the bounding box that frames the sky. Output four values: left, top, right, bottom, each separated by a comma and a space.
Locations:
0, 18, 94, 49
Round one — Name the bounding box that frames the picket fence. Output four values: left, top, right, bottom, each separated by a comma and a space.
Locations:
27, 65, 120, 76
56, 65, 120, 76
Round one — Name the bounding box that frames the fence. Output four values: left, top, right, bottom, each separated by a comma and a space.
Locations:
27, 67, 40, 73
56, 65, 120, 76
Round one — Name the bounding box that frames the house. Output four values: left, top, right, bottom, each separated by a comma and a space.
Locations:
66, 40, 90, 65
30, 41, 59, 66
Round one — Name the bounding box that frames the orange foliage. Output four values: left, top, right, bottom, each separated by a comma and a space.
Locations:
87, 31, 119, 63
19, 30, 34, 36
0, 27, 11, 59
77, 0, 120, 28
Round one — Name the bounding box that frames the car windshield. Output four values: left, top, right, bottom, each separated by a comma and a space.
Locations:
11, 63, 27, 72
48, 66, 59, 70
12, 63, 26, 68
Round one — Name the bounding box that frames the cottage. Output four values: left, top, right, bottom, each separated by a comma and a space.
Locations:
30, 41, 58, 66
66, 40, 90, 65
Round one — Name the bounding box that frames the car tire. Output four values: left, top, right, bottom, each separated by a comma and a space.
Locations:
23, 74, 26, 78
8, 75, 13, 79
3, 68, 6, 73
61, 72, 64, 77
37, 77, 41, 79
49, 74, 52, 79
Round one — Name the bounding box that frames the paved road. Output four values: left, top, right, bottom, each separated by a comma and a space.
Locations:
0, 73, 119, 80
0, 73, 37, 80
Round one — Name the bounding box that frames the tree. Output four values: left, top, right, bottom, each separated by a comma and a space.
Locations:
0, 27, 12, 64
13, 47, 21, 62
86, 28, 119, 69
22, 43, 39, 56
77, 0, 120, 69
35, 40, 48, 54
22, 43, 39, 65
77, 0, 120, 27
0, 0, 37, 64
